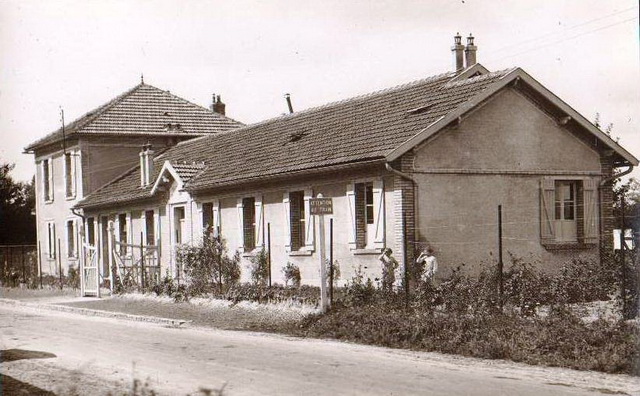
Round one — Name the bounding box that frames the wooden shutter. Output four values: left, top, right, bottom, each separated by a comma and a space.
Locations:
283, 193, 291, 251
583, 178, 598, 244
540, 178, 555, 243
212, 199, 221, 237
236, 198, 244, 251
255, 196, 264, 248
372, 179, 385, 249
304, 189, 315, 251
346, 183, 356, 249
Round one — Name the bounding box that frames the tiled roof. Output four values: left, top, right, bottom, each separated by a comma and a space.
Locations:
25, 83, 243, 151
77, 68, 512, 209
172, 162, 207, 183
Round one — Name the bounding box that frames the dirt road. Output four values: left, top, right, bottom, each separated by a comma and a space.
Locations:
0, 304, 637, 395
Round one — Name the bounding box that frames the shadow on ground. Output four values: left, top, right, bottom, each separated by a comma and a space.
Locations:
0, 374, 56, 395
1, 349, 57, 363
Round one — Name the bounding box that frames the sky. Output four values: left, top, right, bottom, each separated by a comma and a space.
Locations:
1, 0, 638, 182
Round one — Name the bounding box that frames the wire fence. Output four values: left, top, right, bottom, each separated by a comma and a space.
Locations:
0, 244, 38, 287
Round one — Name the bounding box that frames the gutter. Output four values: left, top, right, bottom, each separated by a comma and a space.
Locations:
385, 162, 415, 182
600, 165, 634, 186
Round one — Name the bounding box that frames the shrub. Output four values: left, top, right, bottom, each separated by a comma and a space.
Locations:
249, 248, 269, 286
282, 262, 301, 287
176, 234, 241, 296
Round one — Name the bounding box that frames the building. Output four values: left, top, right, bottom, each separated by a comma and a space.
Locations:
25, 82, 242, 278
75, 35, 637, 290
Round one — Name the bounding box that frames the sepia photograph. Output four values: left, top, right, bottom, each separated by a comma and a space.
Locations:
0, 1, 639, 394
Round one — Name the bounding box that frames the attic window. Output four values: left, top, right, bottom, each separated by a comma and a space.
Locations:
407, 104, 433, 115
163, 112, 171, 116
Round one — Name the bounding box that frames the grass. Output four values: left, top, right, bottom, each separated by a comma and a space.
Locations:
0, 286, 79, 301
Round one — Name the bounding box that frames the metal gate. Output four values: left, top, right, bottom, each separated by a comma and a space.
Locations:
81, 243, 100, 297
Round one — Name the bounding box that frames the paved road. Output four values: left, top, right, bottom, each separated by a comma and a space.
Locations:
0, 305, 636, 395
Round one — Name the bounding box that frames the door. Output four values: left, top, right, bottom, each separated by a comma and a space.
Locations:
100, 216, 110, 280
554, 181, 577, 242
81, 244, 99, 297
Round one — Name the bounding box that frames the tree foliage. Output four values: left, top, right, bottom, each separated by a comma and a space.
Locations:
0, 162, 36, 244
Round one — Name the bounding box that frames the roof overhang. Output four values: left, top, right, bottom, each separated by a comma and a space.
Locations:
386, 67, 638, 166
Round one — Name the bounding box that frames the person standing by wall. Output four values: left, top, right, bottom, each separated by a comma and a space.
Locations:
416, 247, 438, 286
378, 248, 399, 292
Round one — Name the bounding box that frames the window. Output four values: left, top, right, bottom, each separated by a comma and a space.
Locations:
541, 178, 598, 245
87, 217, 95, 246
289, 191, 306, 250
242, 197, 256, 251
202, 202, 213, 235
66, 220, 77, 258
64, 152, 76, 198
47, 222, 56, 259
173, 207, 185, 244
348, 180, 385, 250
43, 159, 53, 202
118, 213, 128, 255
145, 210, 155, 245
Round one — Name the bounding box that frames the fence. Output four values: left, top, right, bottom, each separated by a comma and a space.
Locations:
0, 244, 38, 287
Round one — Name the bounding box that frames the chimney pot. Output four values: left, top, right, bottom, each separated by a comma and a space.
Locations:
464, 34, 477, 68
212, 94, 226, 116
451, 33, 465, 72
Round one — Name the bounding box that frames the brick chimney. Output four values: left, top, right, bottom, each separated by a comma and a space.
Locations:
211, 94, 226, 116
451, 33, 464, 72
464, 34, 477, 68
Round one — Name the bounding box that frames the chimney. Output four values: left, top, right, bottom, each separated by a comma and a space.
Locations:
284, 93, 294, 114
139, 143, 154, 187
451, 33, 464, 72
464, 34, 477, 68
212, 94, 226, 116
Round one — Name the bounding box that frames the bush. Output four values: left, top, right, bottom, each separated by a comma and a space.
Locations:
282, 262, 301, 287
249, 248, 269, 286
176, 234, 241, 296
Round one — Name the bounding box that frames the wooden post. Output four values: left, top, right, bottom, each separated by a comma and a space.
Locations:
267, 223, 272, 287
58, 238, 62, 290
329, 218, 334, 305
403, 216, 409, 309
317, 194, 329, 312
108, 221, 115, 293
38, 241, 43, 289
140, 232, 145, 289
21, 245, 26, 284
498, 205, 504, 311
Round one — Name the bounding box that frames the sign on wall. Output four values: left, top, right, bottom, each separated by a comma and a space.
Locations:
309, 197, 333, 215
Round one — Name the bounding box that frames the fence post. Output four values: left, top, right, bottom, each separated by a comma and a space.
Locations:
329, 218, 334, 305
38, 241, 43, 289
58, 238, 63, 290
21, 245, 25, 284
620, 194, 627, 319
498, 205, 504, 311
108, 221, 115, 293
140, 232, 145, 289
267, 223, 272, 288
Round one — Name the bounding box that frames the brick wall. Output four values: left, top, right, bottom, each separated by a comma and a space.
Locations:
392, 151, 416, 286
599, 154, 615, 254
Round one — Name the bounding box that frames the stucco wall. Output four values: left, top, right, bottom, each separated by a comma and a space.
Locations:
413, 87, 602, 277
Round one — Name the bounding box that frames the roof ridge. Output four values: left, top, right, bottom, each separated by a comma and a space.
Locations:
147, 84, 244, 126
443, 67, 516, 88
230, 70, 457, 132
25, 83, 146, 150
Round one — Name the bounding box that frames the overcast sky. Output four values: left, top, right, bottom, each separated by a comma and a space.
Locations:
1, 0, 638, 182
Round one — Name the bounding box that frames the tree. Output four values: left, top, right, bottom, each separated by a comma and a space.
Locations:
0, 162, 36, 244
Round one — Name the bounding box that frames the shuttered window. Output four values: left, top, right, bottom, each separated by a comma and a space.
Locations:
66, 220, 77, 258
145, 210, 155, 245
47, 222, 56, 259
43, 159, 53, 202
289, 191, 306, 251
540, 178, 598, 245
242, 197, 256, 251
348, 180, 385, 250
202, 202, 213, 235
64, 152, 76, 198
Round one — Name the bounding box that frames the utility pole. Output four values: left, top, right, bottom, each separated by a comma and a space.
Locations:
498, 205, 504, 310
620, 192, 627, 318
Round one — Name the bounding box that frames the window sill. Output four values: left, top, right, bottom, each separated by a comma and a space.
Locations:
289, 250, 313, 257
542, 242, 597, 251
353, 248, 382, 255
241, 249, 259, 258
44, 199, 54, 205
67, 256, 78, 261
65, 195, 77, 201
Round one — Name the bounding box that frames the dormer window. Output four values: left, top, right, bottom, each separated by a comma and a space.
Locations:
139, 144, 154, 187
